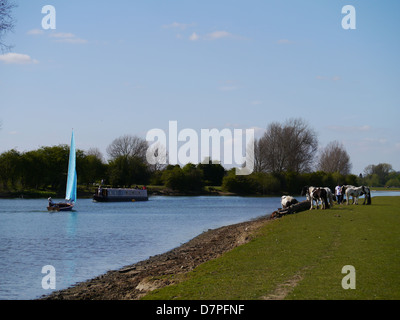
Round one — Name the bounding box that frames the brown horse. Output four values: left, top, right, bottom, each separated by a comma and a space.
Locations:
311, 187, 330, 210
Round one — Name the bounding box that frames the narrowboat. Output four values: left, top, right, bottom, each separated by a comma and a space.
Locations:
93, 187, 148, 202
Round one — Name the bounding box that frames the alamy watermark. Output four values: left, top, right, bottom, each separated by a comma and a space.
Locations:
341, 265, 356, 290
342, 5, 356, 30
41, 265, 56, 290
41, 5, 56, 30
146, 121, 254, 175
39, 4, 356, 32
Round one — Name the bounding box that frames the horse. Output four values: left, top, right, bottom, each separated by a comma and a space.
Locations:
341, 185, 355, 201
364, 186, 372, 205
281, 195, 298, 209
312, 187, 330, 209
345, 186, 371, 205
324, 187, 334, 207
301, 186, 317, 210
301, 186, 332, 210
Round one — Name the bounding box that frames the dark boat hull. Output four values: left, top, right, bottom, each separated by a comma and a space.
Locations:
47, 203, 74, 212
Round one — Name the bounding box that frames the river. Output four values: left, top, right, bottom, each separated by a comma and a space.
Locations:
0, 191, 398, 300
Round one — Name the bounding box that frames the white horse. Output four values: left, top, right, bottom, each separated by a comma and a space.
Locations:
324, 187, 334, 207
345, 186, 371, 205
281, 195, 298, 209
301, 186, 320, 210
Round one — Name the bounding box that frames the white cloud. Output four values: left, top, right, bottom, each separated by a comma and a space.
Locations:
277, 39, 293, 44
316, 75, 341, 81
363, 138, 387, 145
327, 125, 372, 133
218, 80, 240, 92
0, 53, 39, 65
163, 22, 195, 30
359, 125, 372, 131
188, 30, 244, 41
219, 85, 238, 92
27, 29, 44, 35
205, 31, 234, 40
50, 32, 75, 39
50, 32, 87, 44
189, 32, 199, 41
26, 30, 87, 44
57, 38, 88, 44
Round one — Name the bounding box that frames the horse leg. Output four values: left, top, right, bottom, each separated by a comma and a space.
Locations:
318, 197, 323, 209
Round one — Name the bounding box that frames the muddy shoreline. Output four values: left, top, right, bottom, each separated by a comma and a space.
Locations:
40, 215, 272, 300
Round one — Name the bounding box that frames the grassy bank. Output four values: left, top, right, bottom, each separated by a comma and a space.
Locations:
143, 196, 400, 300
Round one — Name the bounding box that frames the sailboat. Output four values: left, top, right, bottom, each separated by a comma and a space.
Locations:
47, 130, 77, 212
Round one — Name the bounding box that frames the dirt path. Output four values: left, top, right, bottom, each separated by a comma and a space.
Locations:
40, 215, 272, 300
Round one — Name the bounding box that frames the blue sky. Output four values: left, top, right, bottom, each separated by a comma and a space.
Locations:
1, 0, 399, 174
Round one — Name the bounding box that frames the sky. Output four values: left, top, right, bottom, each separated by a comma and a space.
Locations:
1, 0, 399, 175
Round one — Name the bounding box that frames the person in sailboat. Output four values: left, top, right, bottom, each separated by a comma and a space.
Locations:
48, 197, 55, 207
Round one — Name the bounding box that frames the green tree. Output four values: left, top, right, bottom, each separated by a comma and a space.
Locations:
78, 149, 107, 185
222, 169, 255, 194
108, 155, 150, 187
364, 163, 393, 186
161, 164, 204, 192
197, 159, 226, 186
0, 149, 21, 189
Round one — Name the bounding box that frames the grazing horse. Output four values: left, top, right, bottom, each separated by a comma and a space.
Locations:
346, 186, 371, 205
281, 195, 298, 209
364, 186, 372, 205
324, 187, 334, 207
341, 185, 355, 202
312, 187, 330, 209
301, 186, 332, 210
301, 186, 317, 210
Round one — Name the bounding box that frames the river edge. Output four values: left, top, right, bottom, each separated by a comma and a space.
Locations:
39, 214, 273, 300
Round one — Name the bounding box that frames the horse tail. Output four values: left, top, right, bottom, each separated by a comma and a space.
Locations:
367, 192, 371, 205
324, 196, 330, 209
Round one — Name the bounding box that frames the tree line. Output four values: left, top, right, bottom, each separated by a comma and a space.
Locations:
1, 118, 399, 196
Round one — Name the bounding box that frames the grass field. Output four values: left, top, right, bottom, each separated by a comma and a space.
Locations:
143, 196, 400, 300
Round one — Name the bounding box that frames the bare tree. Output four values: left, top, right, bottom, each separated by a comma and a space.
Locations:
0, 0, 17, 52
317, 141, 352, 175
146, 141, 168, 172
256, 118, 318, 173
106, 134, 148, 160
252, 138, 268, 173
86, 147, 105, 163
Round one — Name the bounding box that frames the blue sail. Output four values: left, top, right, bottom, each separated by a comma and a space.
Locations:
65, 130, 77, 203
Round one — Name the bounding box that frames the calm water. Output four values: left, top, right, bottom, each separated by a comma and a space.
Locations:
0, 195, 286, 300
0, 191, 398, 300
